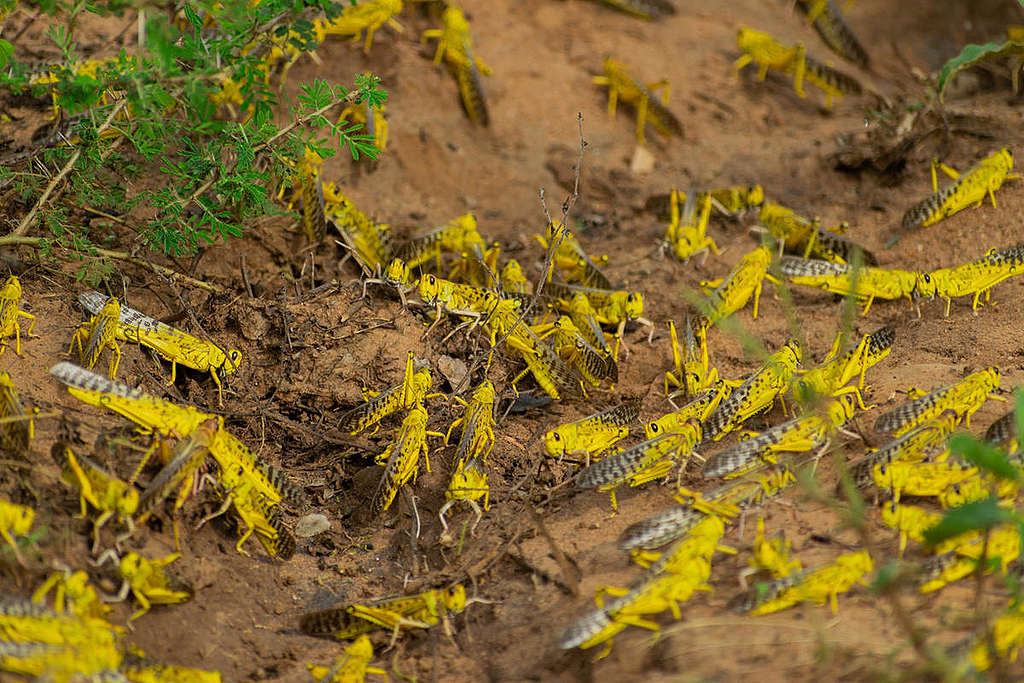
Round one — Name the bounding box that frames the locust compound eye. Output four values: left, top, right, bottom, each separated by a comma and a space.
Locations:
922, 273, 932, 284
236, 466, 244, 477
229, 350, 242, 364
879, 464, 887, 475
649, 422, 661, 434
551, 432, 562, 442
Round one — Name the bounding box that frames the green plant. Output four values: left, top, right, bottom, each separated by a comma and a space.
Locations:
0, 0, 387, 282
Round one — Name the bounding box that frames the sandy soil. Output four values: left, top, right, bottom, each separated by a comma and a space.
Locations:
2, 0, 1024, 680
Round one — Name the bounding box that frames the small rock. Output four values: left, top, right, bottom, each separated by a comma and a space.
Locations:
630, 146, 655, 175
437, 355, 469, 390
234, 305, 271, 341
294, 513, 331, 538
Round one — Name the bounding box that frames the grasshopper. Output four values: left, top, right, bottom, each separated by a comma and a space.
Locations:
439, 456, 489, 537
663, 317, 720, 398
700, 340, 803, 443
619, 468, 796, 563
544, 399, 640, 461
500, 259, 531, 294
588, 0, 676, 20
338, 352, 433, 435
535, 221, 612, 290
938, 472, 1020, 510
447, 380, 496, 463
849, 410, 960, 490
135, 418, 218, 549
794, 0, 870, 69
646, 380, 731, 439
31, 570, 111, 622
95, 550, 192, 621
318, 0, 403, 53
918, 525, 1021, 594
880, 501, 965, 556
533, 315, 617, 385
914, 243, 1024, 316
498, 312, 585, 400
593, 57, 683, 145
299, 585, 468, 641
421, 4, 491, 125
872, 457, 978, 503
206, 455, 297, 559
736, 550, 873, 615
306, 635, 386, 682
79, 291, 243, 407
901, 148, 1020, 229
51, 442, 138, 553
664, 190, 720, 264
791, 325, 894, 409
0, 276, 36, 356
559, 515, 724, 655
0, 372, 35, 455
576, 420, 703, 509
646, 185, 765, 220
698, 245, 774, 329
69, 296, 122, 379
325, 182, 393, 276
396, 213, 485, 272
298, 165, 327, 246
544, 281, 651, 360
969, 600, 1024, 672
748, 517, 802, 579
702, 394, 858, 479
372, 402, 439, 515
779, 256, 919, 315
0, 499, 33, 565
734, 27, 862, 108
339, 99, 388, 154
757, 201, 876, 265
873, 367, 1001, 435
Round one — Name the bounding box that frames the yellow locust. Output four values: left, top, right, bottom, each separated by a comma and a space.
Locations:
593, 57, 683, 145
0, 498, 33, 565
299, 585, 468, 640
901, 148, 1020, 229
913, 243, 1024, 316
0, 276, 36, 356
544, 399, 640, 461
421, 4, 491, 125
69, 296, 122, 379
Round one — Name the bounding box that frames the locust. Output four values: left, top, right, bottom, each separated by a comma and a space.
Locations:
299, 585, 468, 641
135, 418, 218, 549
421, 4, 491, 125
618, 468, 796, 564
338, 351, 433, 435
0, 276, 36, 356
69, 296, 122, 379
849, 410, 961, 490
593, 57, 683, 145
646, 380, 731, 440
51, 442, 138, 553
298, 165, 328, 246
0, 499, 33, 565
95, 550, 192, 621
396, 213, 486, 272
734, 27, 862, 108
558, 515, 724, 656
500, 259, 531, 294
664, 190, 720, 264
78, 291, 243, 407
544, 399, 640, 462
533, 315, 617, 386
588, 0, 676, 20
779, 256, 919, 315
700, 340, 802, 443
317, 0, 403, 53
919, 525, 1022, 593
646, 185, 765, 220
306, 635, 386, 682
494, 309, 586, 400
31, 570, 111, 622
984, 409, 1018, 450
880, 501, 965, 556
0, 372, 34, 456
938, 472, 1020, 510
872, 456, 979, 503
698, 245, 774, 329
794, 0, 870, 69
544, 280, 651, 359
439, 456, 489, 538
372, 402, 438, 515
535, 221, 612, 290
702, 394, 858, 479
872, 367, 1001, 435
206, 453, 297, 559
326, 182, 393, 276
446, 380, 497, 462
576, 420, 703, 509
757, 201, 876, 265
913, 243, 1024, 316
747, 517, 802, 580
663, 317, 720, 398
735, 550, 873, 615
791, 325, 894, 409
970, 600, 1024, 672
338, 99, 388, 154
901, 148, 1020, 229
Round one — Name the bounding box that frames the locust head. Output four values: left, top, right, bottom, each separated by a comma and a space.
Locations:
1, 276, 21, 299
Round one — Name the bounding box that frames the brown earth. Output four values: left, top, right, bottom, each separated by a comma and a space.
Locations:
2, 0, 1024, 680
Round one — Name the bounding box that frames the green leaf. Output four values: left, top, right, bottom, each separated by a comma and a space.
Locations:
1015, 389, 1024, 450
922, 497, 1013, 546
0, 40, 12, 71
950, 433, 1022, 483
937, 41, 1024, 99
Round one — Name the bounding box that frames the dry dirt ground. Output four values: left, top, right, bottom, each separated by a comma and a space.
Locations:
3, 0, 1024, 680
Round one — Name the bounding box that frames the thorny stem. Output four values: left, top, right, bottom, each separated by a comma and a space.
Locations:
0, 235, 222, 292
11, 99, 129, 238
